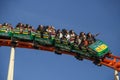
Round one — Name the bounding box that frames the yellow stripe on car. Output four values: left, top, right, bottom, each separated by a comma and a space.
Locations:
95, 44, 107, 52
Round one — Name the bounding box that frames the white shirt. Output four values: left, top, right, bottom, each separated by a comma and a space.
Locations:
65, 34, 70, 40
59, 33, 63, 39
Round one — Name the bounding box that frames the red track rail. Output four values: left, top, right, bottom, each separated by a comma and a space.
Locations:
0, 39, 120, 72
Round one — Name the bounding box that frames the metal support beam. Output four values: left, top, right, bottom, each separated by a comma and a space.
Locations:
7, 47, 15, 80
115, 70, 119, 80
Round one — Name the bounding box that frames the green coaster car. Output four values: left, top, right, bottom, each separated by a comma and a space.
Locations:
35, 38, 54, 46
88, 40, 109, 58
0, 26, 13, 39
72, 40, 110, 59
54, 37, 71, 52
72, 44, 91, 59
34, 31, 54, 46
55, 43, 72, 52
12, 27, 35, 42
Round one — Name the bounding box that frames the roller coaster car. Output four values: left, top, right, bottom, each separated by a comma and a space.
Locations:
88, 40, 109, 58
55, 43, 71, 52
0, 26, 13, 39
54, 43, 71, 55
34, 31, 54, 48
54, 37, 72, 55
12, 27, 35, 42
73, 40, 110, 63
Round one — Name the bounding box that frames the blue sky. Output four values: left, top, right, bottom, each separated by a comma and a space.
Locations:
0, 0, 120, 80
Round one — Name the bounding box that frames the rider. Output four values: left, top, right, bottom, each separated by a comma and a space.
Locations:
65, 30, 70, 40
79, 32, 86, 41
2, 23, 9, 33
46, 25, 52, 33
15, 23, 23, 34
50, 26, 56, 40
74, 35, 82, 50
22, 24, 29, 34
80, 38, 88, 52
43, 26, 50, 39
8, 24, 13, 32
54, 29, 63, 44
28, 26, 35, 35
56, 29, 63, 39
69, 30, 76, 44
37, 25, 45, 38
74, 35, 81, 45
86, 32, 96, 44
61, 35, 69, 45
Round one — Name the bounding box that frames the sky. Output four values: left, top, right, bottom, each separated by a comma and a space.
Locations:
0, 0, 120, 80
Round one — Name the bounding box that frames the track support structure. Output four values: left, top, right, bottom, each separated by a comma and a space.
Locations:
114, 70, 119, 80
7, 47, 15, 80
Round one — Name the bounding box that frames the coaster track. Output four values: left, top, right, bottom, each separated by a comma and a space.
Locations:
0, 39, 120, 72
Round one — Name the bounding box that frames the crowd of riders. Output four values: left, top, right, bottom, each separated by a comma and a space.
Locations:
15, 23, 35, 35
34, 24, 99, 50
0, 23, 13, 32
36, 25, 98, 46
0, 23, 99, 49
0, 23, 35, 34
